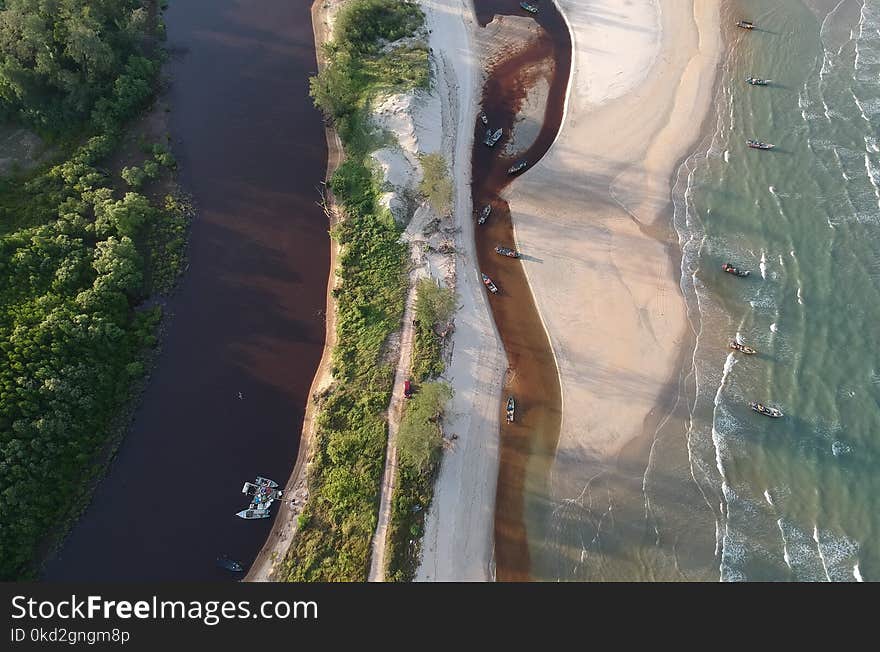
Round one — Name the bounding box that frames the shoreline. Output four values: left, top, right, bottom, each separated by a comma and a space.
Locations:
505, 0, 724, 578
245, 0, 341, 582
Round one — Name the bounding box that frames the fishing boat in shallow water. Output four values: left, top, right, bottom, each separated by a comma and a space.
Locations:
750, 402, 783, 418
478, 204, 492, 224
495, 245, 521, 258
506, 396, 515, 423
483, 128, 503, 147
747, 139, 775, 150
520, 2, 539, 13
736, 20, 754, 29
729, 340, 757, 355
722, 262, 750, 277
481, 273, 499, 294
745, 76, 770, 86
508, 159, 528, 175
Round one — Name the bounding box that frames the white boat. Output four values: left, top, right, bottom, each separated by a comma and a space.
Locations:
236, 508, 271, 520
255, 476, 279, 488
478, 204, 492, 224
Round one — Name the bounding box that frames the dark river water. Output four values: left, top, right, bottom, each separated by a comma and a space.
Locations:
43, 0, 328, 581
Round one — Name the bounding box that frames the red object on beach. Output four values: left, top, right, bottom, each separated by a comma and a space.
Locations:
404, 380, 413, 398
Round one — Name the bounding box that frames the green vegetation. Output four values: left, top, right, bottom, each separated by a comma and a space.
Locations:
0, 1, 160, 135
386, 381, 452, 581
0, 2, 185, 579
385, 278, 454, 581
281, 0, 428, 582
411, 278, 455, 381
418, 153, 452, 216
309, 0, 429, 158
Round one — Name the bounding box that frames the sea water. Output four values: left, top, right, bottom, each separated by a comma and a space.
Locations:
673, 0, 878, 581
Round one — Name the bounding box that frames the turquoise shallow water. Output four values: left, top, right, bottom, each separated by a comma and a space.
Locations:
675, 0, 879, 581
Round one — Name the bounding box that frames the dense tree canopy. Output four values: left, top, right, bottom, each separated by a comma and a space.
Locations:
0, 0, 151, 131
0, 1, 173, 578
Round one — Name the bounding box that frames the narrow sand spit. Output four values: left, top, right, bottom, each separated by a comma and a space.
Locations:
414, 0, 507, 582
504, 0, 722, 576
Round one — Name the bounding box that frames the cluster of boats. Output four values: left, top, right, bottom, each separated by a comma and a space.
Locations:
724, 29, 784, 420
739, 21, 776, 150
236, 476, 283, 519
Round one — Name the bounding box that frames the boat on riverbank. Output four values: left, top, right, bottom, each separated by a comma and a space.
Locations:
484, 128, 503, 147
236, 508, 271, 520
495, 245, 521, 258
747, 139, 775, 150
478, 204, 492, 224
481, 273, 499, 294
507, 159, 528, 175
750, 402, 783, 418
237, 476, 282, 519
506, 396, 515, 423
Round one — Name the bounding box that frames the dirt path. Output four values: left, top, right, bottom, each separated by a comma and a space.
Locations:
367, 259, 425, 582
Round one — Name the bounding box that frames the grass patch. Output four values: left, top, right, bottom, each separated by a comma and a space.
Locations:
386, 381, 452, 582
418, 153, 452, 216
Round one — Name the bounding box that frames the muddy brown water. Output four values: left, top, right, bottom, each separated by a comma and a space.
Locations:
472, 3, 571, 581
42, 0, 329, 581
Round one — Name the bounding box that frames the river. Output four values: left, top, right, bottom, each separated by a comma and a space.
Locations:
472, 0, 570, 580
43, 0, 329, 581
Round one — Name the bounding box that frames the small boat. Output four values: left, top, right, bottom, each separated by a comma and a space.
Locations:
494, 245, 521, 258
507, 159, 528, 175
721, 262, 750, 277
747, 139, 775, 150
745, 77, 770, 86
506, 396, 515, 423
750, 402, 783, 418
242, 482, 283, 502
479, 111, 488, 125
520, 2, 539, 13
736, 20, 754, 29
254, 476, 279, 489
729, 340, 757, 355
481, 273, 499, 294
236, 508, 271, 519
217, 556, 244, 572
483, 128, 503, 147
478, 204, 492, 224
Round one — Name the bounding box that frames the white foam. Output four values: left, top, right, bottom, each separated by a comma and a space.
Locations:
854, 564, 864, 582
763, 490, 774, 506
797, 287, 804, 305
770, 323, 778, 332
724, 150, 730, 163
760, 251, 767, 279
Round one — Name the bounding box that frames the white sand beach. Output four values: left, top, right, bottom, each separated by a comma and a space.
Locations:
504, 0, 722, 574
